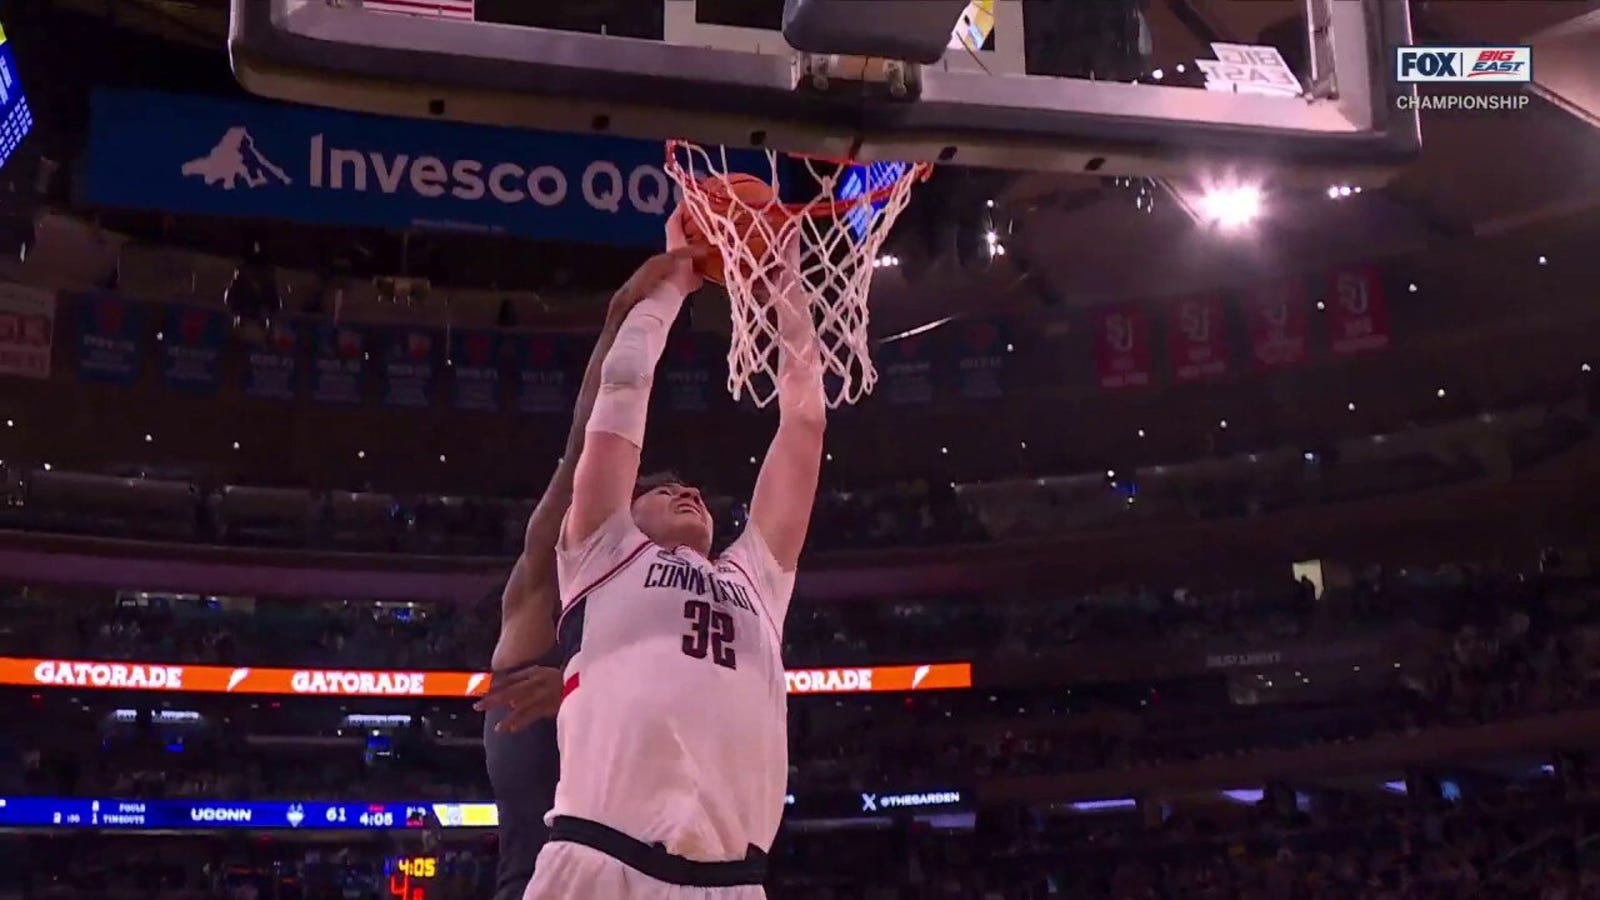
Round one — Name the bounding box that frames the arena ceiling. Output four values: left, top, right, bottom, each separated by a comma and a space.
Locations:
37, 0, 1600, 338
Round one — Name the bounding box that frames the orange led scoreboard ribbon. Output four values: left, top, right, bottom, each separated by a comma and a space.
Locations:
0, 657, 972, 699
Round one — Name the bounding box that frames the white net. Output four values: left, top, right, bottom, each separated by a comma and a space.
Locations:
665, 141, 928, 409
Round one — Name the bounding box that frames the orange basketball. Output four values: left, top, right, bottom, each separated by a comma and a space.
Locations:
680, 173, 778, 285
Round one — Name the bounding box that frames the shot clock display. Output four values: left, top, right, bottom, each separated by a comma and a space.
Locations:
387, 856, 438, 900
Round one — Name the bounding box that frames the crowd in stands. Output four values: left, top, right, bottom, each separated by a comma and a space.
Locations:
14, 772, 1600, 898
2, 396, 1590, 560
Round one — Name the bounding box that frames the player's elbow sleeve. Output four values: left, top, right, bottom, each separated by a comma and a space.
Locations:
587, 320, 660, 444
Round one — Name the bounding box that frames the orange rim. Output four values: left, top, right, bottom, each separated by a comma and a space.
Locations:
665, 139, 932, 220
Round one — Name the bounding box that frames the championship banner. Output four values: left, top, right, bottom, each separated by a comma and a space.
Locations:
74, 292, 144, 385
1243, 277, 1309, 368
1166, 294, 1229, 382
514, 333, 575, 415
311, 323, 368, 405
1092, 302, 1153, 390
81, 88, 683, 247
945, 317, 1008, 400
161, 305, 227, 393
662, 332, 717, 413
448, 329, 502, 412
879, 336, 934, 406
1326, 266, 1391, 354
0, 283, 54, 380
3, 657, 973, 698
380, 326, 440, 408
242, 319, 301, 400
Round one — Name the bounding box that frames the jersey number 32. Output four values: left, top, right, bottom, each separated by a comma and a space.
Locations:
681, 599, 737, 670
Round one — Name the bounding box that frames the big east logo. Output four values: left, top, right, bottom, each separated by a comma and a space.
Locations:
1396, 47, 1531, 83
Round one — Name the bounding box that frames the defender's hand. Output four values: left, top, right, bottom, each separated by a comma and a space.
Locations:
607, 242, 705, 328
474, 666, 564, 732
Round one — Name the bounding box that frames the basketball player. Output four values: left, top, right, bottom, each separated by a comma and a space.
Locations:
522, 212, 826, 899
475, 245, 707, 900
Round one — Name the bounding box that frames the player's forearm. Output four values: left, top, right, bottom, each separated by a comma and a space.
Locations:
518, 316, 624, 564
586, 282, 687, 446
774, 310, 827, 429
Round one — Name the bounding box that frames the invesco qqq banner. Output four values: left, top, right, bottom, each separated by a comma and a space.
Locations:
4, 658, 972, 698
80, 88, 683, 246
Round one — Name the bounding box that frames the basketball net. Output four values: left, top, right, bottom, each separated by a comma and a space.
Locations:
665, 141, 929, 409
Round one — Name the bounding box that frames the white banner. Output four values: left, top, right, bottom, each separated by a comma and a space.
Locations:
0, 282, 54, 379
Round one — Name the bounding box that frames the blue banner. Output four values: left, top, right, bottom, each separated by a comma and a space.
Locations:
381, 326, 439, 408
663, 332, 719, 413
74, 293, 143, 385
0, 798, 438, 831
243, 319, 302, 400
945, 318, 1008, 401
878, 335, 933, 406
0, 789, 964, 830
449, 330, 502, 412
81, 88, 684, 246
514, 333, 576, 415
0, 26, 34, 173
162, 305, 227, 393
311, 323, 368, 405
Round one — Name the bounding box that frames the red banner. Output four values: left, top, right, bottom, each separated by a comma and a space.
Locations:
1166, 295, 1229, 382
1243, 278, 1310, 368
1326, 266, 1391, 354
2, 657, 972, 698
1093, 303, 1153, 389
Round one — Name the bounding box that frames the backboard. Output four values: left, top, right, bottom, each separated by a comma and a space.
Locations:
229, 0, 1419, 185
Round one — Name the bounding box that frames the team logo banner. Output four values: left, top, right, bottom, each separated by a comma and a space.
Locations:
74, 292, 143, 385
662, 332, 718, 413
0, 283, 55, 380
311, 323, 369, 405
2, 657, 972, 698
1167, 295, 1230, 382
879, 336, 934, 406
381, 326, 440, 408
81, 88, 682, 247
1326, 266, 1391, 354
514, 333, 575, 415
243, 319, 302, 400
448, 330, 502, 412
161, 305, 228, 393
1243, 278, 1310, 368
946, 317, 1008, 400
1092, 302, 1153, 390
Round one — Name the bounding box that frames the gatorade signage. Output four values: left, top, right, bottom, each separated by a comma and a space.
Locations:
3, 657, 971, 698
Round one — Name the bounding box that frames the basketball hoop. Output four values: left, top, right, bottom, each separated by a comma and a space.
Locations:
665, 140, 930, 409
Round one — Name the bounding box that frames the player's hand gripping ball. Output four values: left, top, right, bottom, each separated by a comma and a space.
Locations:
677, 174, 782, 286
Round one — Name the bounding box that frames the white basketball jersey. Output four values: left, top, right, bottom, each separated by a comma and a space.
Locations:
550, 510, 793, 862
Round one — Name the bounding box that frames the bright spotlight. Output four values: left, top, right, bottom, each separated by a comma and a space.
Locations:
1198, 185, 1263, 230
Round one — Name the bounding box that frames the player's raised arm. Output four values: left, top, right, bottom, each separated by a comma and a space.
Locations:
564, 215, 703, 548
748, 236, 827, 571
485, 276, 655, 698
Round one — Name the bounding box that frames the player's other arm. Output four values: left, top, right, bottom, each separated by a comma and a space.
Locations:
495, 282, 650, 660
748, 237, 827, 573
564, 214, 704, 548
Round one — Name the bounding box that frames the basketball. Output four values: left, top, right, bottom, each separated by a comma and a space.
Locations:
679, 173, 778, 286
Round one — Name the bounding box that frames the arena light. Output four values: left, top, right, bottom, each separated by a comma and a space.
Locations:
1538, 255, 1548, 265
1198, 185, 1263, 229
1408, 283, 1418, 293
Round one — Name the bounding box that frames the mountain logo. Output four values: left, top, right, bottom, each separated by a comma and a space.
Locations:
182, 127, 292, 190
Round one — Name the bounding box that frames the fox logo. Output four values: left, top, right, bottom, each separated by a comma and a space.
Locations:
182, 127, 292, 190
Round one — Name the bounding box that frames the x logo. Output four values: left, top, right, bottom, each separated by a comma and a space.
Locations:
860, 793, 878, 813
